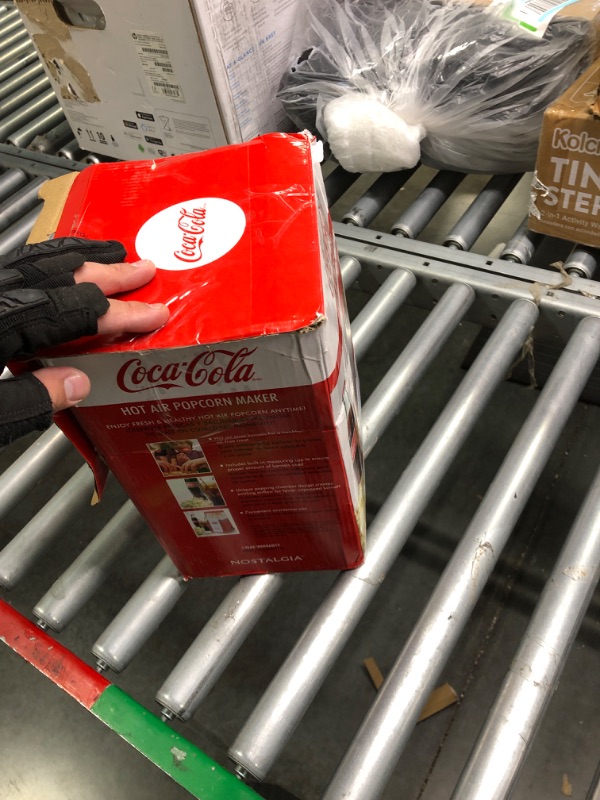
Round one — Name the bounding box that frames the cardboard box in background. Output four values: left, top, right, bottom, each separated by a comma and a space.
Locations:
530, 59, 600, 247
28, 133, 366, 579
15, 0, 298, 160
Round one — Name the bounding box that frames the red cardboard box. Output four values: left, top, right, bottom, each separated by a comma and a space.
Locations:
33, 133, 366, 578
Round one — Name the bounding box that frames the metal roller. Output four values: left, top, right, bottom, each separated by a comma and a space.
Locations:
444, 174, 522, 251
499, 217, 543, 264
0, 426, 71, 521
0, 87, 58, 141
92, 555, 187, 674
0, 38, 35, 71
29, 119, 75, 154
340, 254, 362, 289
452, 459, 600, 800
34, 501, 146, 633
324, 164, 360, 207
228, 299, 539, 782
0, 26, 29, 56
156, 281, 473, 724
0, 176, 46, 234
0, 204, 41, 252
0, 167, 27, 203
0, 6, 20, 23
323, 315, 600, 800
0, 74, 52, 120
564, 246, 599, 279
0, 60, 45, 103
7, 103, 66, 148
350, 269, 416, 361
342, 169, 417, 228
157, 573, 286, 722
391, 170, 465, 239
57, 139, 87, 162
360, 282, 474, 454
0, 465, 96, 590
83, 154, 102, 164
0, 49, 38, 87
0, 8, 21, 32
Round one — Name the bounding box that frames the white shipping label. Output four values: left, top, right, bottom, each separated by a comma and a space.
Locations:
488, 0, 579, 37
131, 29, 185, 101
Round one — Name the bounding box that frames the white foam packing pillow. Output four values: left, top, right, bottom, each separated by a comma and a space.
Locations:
323, 93, 425, 173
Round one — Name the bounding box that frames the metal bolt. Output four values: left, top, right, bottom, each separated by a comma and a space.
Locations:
235, 765, 250, 781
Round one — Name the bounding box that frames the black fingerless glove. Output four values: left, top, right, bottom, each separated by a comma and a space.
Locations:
0, 237, 126, 446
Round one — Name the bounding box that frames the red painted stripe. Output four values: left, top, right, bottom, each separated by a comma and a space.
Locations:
0, 599, 110, 709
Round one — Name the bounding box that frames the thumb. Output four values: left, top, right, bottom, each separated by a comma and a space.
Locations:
33, 366, 91, 412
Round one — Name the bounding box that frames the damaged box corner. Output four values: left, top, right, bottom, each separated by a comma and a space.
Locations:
529, 58, 600, 248
26, 172, 78, 244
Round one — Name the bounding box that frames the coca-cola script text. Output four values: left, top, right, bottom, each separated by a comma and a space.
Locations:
117, 348, 257, 392
174, 205, 206, 263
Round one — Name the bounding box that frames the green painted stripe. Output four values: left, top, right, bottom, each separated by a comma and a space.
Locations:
92, 685, 261, 800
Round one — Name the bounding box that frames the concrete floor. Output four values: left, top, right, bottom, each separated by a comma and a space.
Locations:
0, 171, 599, 800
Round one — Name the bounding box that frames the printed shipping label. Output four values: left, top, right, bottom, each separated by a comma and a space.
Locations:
488, 0, 579, 36
131, 29, 185, 101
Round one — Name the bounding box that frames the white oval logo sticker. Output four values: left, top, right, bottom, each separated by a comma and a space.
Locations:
135, 197, 246, 271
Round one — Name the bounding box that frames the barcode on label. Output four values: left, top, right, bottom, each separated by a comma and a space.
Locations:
153, 81, 182, 97
142, 46, 169, 55
522, 0, 562, 15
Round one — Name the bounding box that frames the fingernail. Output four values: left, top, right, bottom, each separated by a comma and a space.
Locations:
148, 302, 166, 309
64, 372, 89, 403
132, 258, 153, 267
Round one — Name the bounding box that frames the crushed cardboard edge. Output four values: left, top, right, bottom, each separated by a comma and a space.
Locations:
363, 657, 458, 721
27, 172, 78, 244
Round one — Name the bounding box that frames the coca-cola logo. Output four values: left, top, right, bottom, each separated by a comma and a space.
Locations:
135, 196, 246, 271
174, 205, 206, 263
117, 347, 257, 393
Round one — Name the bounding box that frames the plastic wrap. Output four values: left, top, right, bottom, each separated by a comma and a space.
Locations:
277, 0, 597, 173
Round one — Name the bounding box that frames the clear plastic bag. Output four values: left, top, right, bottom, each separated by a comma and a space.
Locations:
277, 0, 596, 173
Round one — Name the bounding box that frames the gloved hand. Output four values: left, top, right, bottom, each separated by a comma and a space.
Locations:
0, 237, 169, 446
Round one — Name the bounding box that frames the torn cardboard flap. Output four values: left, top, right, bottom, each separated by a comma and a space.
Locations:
16, 1, 99, 102
34, 33, 99, 102
16, 0, 71, 39
28, 173, 78, 244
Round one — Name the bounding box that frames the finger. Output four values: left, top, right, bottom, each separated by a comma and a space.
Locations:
33, 366, 90, 412
96, 298, 169, 336
75, 259, 157, 296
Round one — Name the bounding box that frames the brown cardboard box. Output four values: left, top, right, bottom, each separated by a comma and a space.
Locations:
529, 59, 600, 247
